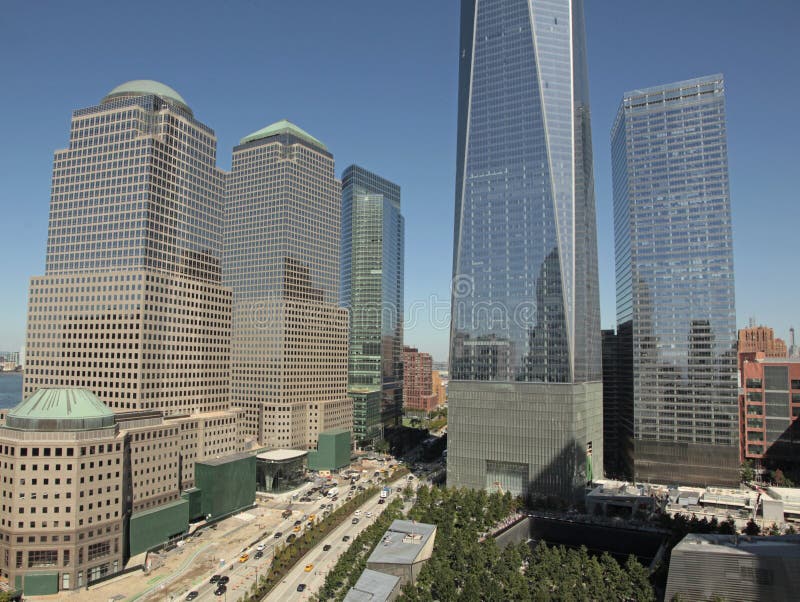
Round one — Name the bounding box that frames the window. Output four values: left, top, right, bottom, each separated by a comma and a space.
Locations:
88, 540, 110, 561
746, 378, 762, 389
28, 550, 58, 568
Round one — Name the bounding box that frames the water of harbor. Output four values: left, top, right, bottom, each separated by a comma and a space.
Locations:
0, 372, 23, 409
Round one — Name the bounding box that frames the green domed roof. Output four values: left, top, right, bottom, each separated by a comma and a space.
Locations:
240, 119, 327, 150
102, 80, 192, 115
6, 389, 115, 432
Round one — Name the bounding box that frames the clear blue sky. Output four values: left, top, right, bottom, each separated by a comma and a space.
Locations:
1, 1, 798, 361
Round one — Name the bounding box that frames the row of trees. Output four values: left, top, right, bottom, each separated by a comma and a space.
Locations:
400, 486, 654, 601
312, 497, 405, 601
231, 486, 380, 602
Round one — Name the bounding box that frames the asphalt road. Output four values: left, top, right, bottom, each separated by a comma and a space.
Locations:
265, 488, 399, 601
178, 490, 341, 601
174, 478, 395, 602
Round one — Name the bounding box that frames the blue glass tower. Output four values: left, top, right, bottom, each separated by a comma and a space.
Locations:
341, 165, 405, 441
612, 75, 739, 486
448, 0, 603, 500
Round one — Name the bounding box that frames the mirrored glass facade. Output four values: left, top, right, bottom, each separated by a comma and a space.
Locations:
611, 75, 739, 485
341, 166, 404, 441
448, 0, 602, 501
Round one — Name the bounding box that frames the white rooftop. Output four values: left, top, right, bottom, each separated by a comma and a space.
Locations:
257, 449, 308, 462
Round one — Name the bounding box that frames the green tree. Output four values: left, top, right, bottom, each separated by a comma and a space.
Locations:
739, 460, 755, 482
743, 519, 761, 536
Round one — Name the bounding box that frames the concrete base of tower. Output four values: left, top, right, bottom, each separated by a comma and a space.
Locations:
446, 380, 603, 502
633, 440, 740, 487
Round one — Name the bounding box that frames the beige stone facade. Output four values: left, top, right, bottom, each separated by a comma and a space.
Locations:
0, 392, 244, 591
225, 122, 353, 448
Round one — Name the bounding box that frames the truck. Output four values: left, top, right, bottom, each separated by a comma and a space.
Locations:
326, 487, 339, 498
380, 486, 391, 499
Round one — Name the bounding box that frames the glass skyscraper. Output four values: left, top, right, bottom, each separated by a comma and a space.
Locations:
611, 75, 739, 486
340, 165, 404, 441
448, 0, 603, 500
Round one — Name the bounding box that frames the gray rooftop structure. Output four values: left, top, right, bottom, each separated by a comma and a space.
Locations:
343, 569, 401, 602
367, 520, 436, 565
665, 534, 800, 601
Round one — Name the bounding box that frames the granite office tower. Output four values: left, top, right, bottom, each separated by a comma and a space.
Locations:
611, 75, 739, 486
448, 0, 603, 500
24, 80, 240, 423
340, 166, 404, 441
225, 121, 352, 449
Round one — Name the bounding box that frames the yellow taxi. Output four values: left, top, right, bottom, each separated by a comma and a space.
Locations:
304, 563, 314, 572
293, 525, 302, 532
239, 553, 249, 563
308, 514, 316, 521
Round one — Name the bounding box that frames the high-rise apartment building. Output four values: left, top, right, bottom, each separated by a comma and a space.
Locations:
448, 0, 603, 500
402, 347, 437, 415
24, 80, 235, 420
612, 75, 739, 486
225, 120, 352, 449
341, 165, 404, 441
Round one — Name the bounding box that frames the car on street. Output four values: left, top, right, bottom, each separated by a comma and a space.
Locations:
304, 563, 314, 572
214, 585, 227, 596
323, 544, 332, 551
287, 534, 296, 543
342, 535, 350, 542
366, 512, 373, 518
294, 520, 302, 526
254, 550, 263, 559
293, 525, 302, 532
239, 553, 249, 563
282, 509, 293, 519
297, 584, 307, 592
274, 531, 282, 538
210, 574, 221, 584
186, 592, 199, 601
256, 543, 266, 551
218, 576, 230, 585
352, 518, 359, 524
378, 498, 385, 504
309, 514, 316, 521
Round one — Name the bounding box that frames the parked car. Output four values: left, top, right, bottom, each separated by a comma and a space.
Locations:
186, 592, 199, 601
323, 544, 332, 551
297, 584, 307, 592
274, 531, 282, 538
342, 535, 350, 542
210, 574, 221, 584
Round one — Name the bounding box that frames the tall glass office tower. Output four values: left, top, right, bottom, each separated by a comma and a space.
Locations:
448, 0, 603, 501
612, 75, 738, 486
340, 166, 404, 441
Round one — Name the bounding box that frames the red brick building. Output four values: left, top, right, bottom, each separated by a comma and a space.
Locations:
402, 347, 437, 414
739, 356, 800, 467
738, 326, 787, 378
